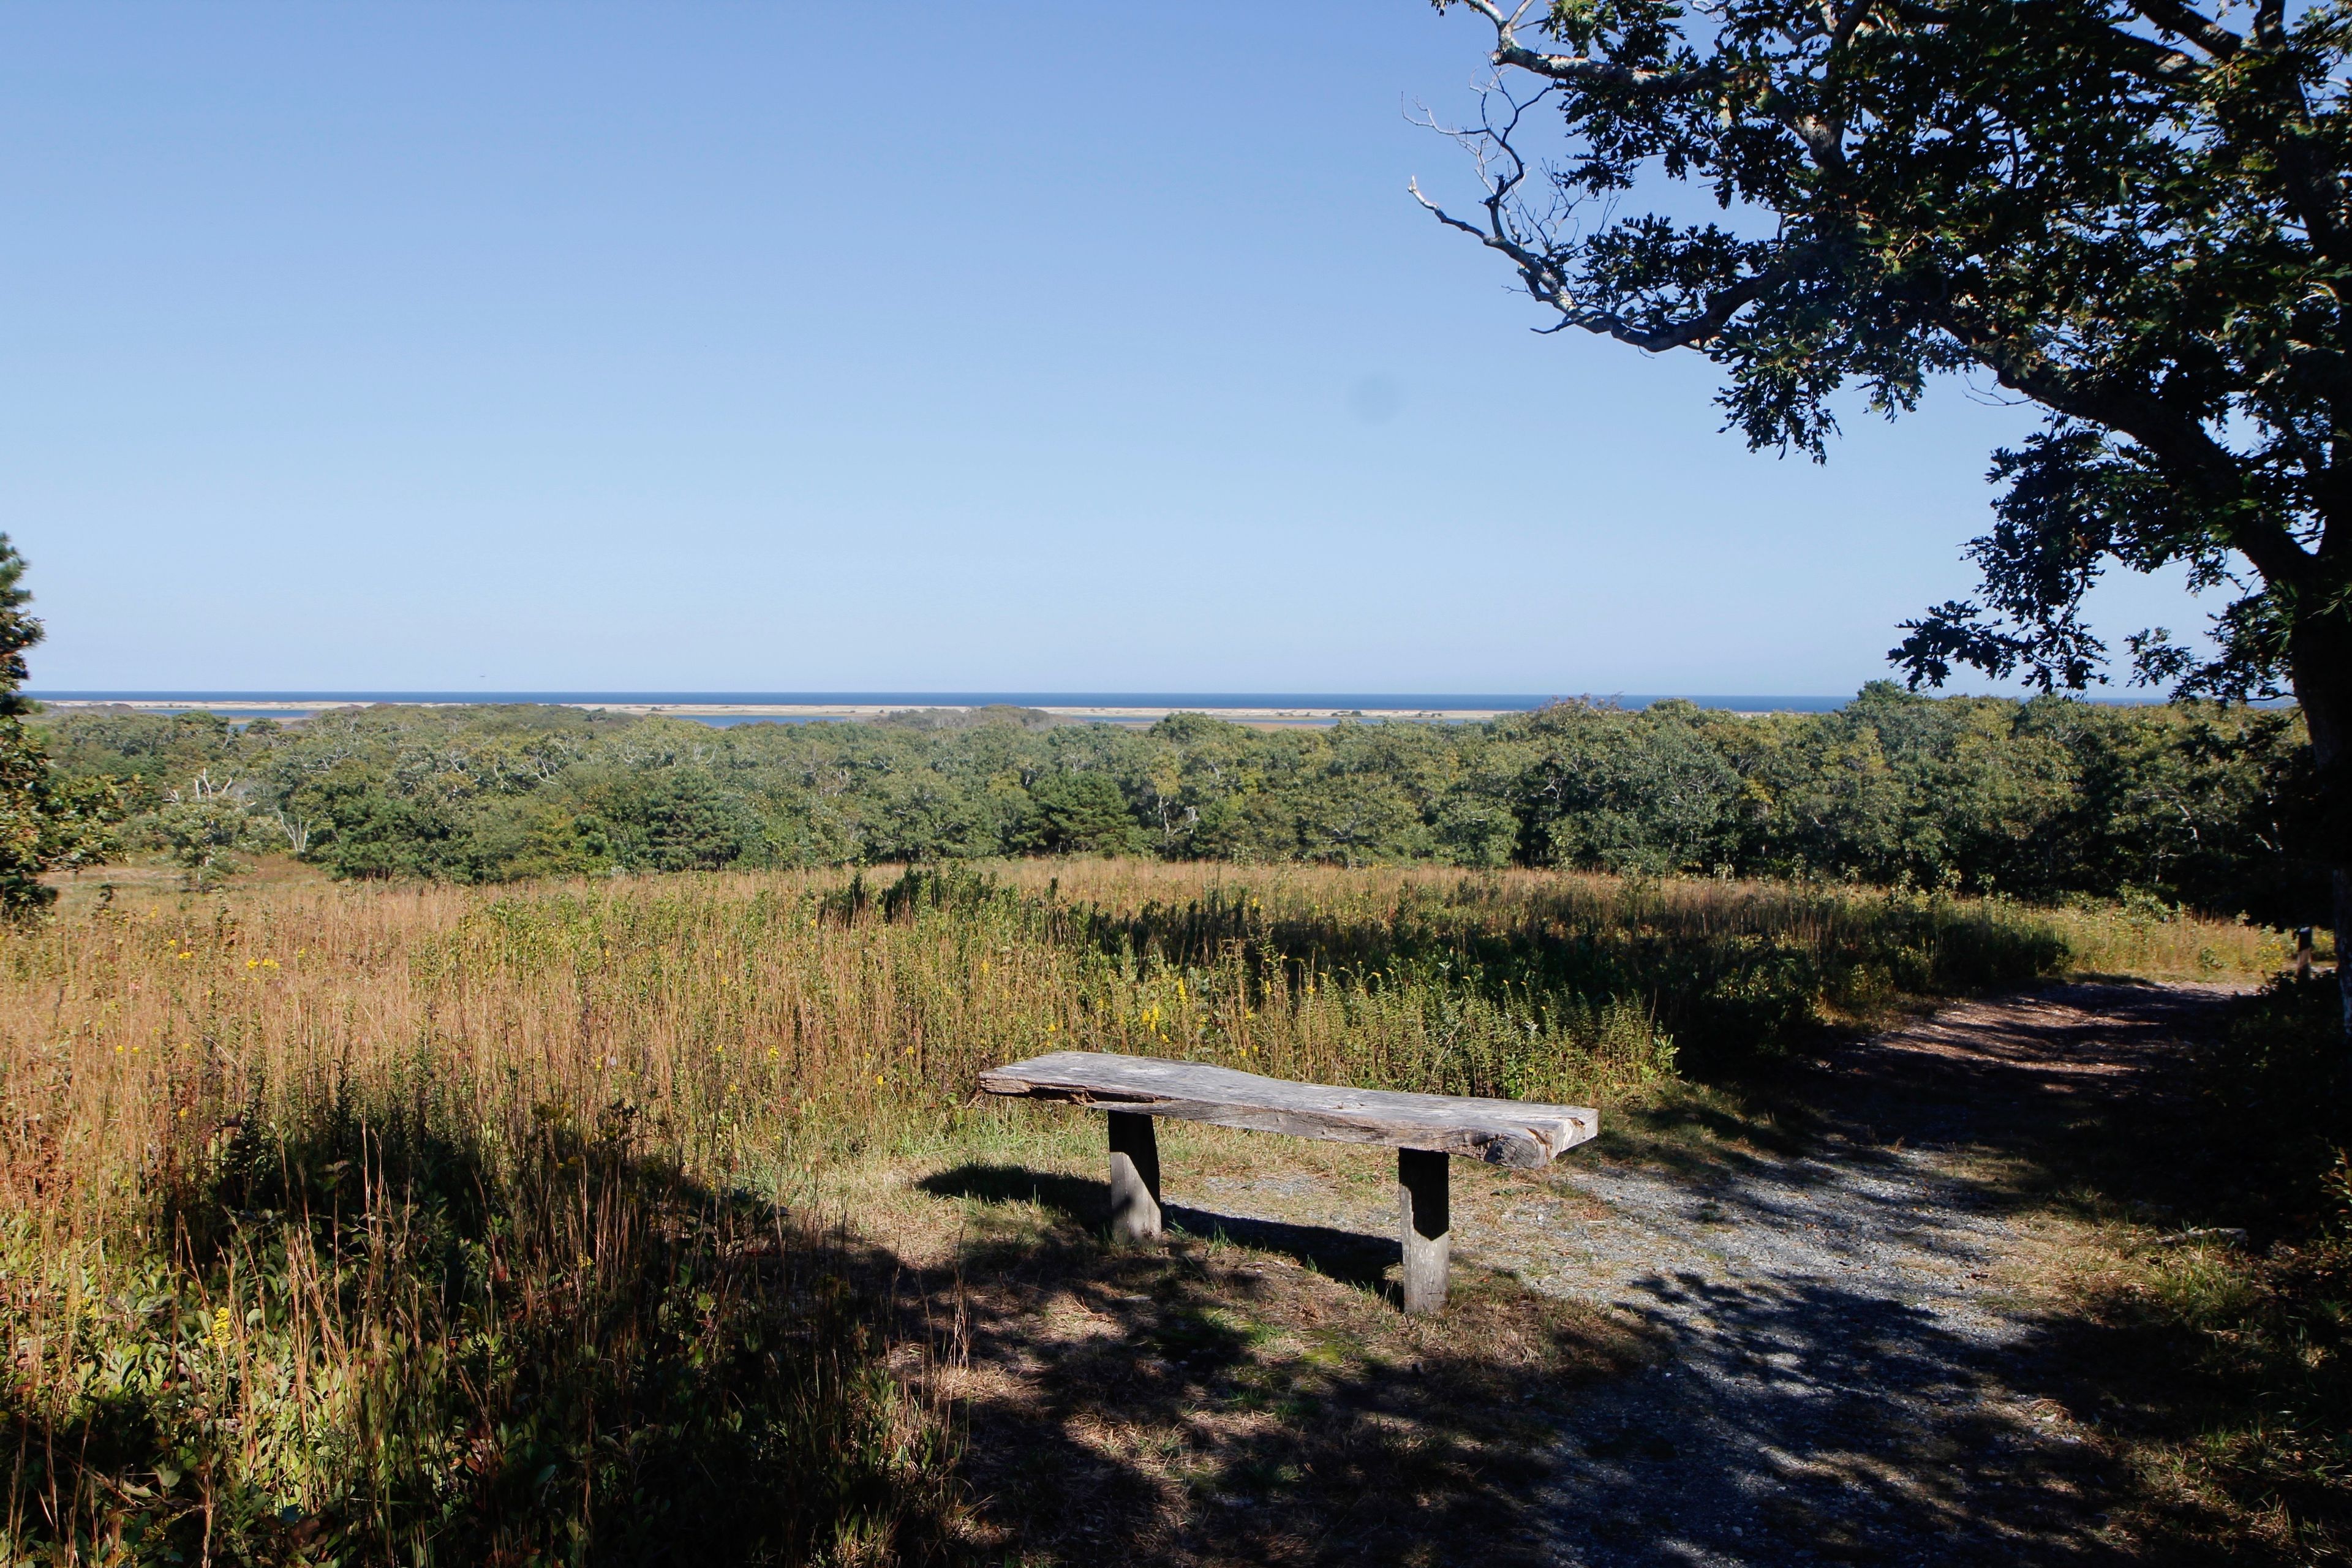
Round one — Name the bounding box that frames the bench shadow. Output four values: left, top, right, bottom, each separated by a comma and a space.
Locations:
914, 1163, 1097, 1218
914, 1163, 1401, 1295
903, 1161, 1645, 1566
1161, 1205, 1399, 1296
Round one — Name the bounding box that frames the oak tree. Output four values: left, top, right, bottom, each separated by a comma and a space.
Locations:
1422, 0, 2352, 1025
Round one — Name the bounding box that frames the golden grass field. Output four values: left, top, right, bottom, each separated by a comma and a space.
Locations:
0, 860, 2318, 1564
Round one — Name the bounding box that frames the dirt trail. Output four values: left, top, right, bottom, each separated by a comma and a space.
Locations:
1189, 981, 2242, 1565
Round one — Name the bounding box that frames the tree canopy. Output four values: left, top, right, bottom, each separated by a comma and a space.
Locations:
0, 538, 121, 911
38, 694, 2324, 922
1422, 0, 2352, 1015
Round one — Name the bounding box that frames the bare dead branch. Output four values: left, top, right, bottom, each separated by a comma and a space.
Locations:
1447, 0, 1724, 95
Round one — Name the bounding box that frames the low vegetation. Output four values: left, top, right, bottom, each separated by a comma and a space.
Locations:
35, 687, 2331, 927
2029, 973, 2352, 1562
0, 859, 2311, 1562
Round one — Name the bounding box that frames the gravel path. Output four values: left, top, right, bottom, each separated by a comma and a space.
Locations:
1199, 981, 2244, 1566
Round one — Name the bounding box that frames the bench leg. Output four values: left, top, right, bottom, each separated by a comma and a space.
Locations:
1107, 1112, 1163, 1242
1397, 1148, 1450, 1315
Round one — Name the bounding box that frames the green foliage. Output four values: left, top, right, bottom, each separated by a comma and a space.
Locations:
2, 1095, 963, 1565
1025, 769, 1147, 856
0, 536, 131, 913
34, 773, 127, 875
112, 764, 274, 889
32, 692, 2330, 921
0, 717, 62, 914
1428, 0, 2352, 1029
0, 535, 50, 911
1427, 0, 2351, 708
151, 798, 263, 890
0, 532, 42, 719
1510, 700, 1743, 873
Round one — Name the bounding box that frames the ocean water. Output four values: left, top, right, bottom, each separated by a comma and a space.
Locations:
25, 690, 1863, 727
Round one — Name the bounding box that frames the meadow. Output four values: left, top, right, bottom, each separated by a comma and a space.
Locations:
0, 861, 2320, 1564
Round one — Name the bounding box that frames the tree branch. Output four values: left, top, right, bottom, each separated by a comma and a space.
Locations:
1491, 37, 1722, 94
1907, 302, 2314, 593
2130, 0, 2244, 59
1447, 0, 1722, 95
1407, 138, 1789, 353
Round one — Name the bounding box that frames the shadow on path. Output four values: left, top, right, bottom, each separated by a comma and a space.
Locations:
1515, 981, 2243, 1566
907, 982, 2242, 1565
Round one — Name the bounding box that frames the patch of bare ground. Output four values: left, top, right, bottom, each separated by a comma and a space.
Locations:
878, 981, 2266, 1566
852, 1138, 1652, 1566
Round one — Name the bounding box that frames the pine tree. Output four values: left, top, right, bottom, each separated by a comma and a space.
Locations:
0, 536, 65, 911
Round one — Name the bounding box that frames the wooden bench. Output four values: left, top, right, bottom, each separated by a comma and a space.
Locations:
978, 1051, 1598, 1314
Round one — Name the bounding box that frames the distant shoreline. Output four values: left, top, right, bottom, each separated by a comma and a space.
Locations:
21, 690, 2206, 728
24, 690, 1875, 728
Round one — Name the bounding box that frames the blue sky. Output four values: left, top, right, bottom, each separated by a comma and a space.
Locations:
2, 2, 2215, 696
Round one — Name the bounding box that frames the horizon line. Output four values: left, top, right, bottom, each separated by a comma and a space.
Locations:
25, 688, 1897, 703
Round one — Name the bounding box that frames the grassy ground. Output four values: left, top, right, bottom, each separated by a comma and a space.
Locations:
821, 1112, 1655, 1566
0, 859, 2316, 1564
2010, 974, 2352, 1563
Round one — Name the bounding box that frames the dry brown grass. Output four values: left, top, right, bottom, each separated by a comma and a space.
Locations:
0, 861, 2310, 1564
6, 863, 1717, 1237
796, 1110, 1654, 1567
990, 856, 2301, 979
1, 864, 1679, 1564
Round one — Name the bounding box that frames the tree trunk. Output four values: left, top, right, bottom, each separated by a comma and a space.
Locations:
2290, 625, 2352, 1037
2335, 865, 2351, 1037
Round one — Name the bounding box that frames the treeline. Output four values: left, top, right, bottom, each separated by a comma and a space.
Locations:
36, 685, 2328, 922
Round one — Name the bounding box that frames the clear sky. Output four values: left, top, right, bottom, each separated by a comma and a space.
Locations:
2, 2, 2218, 696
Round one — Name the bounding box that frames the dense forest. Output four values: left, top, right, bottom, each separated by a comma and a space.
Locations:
34, 687, 2328, 923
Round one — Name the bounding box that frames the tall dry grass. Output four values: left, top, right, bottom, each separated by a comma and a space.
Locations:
995, 859, 2297, 1063
1, 876, 996, 1565
995, 857, 2305, 977
4, 867, 1691, 1234
0, 861, 2306, 1562
6, 861, 2297, 1240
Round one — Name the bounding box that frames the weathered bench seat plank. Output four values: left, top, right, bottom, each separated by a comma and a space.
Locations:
979, 1051, 1597, 1169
